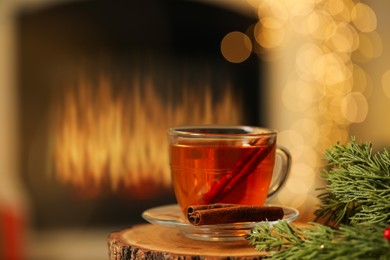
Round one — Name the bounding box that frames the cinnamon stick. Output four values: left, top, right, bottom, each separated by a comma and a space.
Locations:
199, 138, 274, 204
186, 203, 236, 215
186, 203, 236, 222
186, 204, 284, 226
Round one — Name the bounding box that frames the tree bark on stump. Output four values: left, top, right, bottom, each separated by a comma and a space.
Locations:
108, 224, 269, 259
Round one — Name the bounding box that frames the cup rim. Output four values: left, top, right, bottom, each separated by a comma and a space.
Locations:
168, 125, 277, 138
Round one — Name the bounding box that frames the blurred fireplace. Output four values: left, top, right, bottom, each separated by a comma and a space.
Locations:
15, 0, 263, 230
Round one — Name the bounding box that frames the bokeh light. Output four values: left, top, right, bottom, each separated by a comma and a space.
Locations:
381, 69, 390, 98
341, 92, 368, 123
254, 22, 286, 49
351, 3, 377, 33
237, 0, 382, 221
220, 31, 252, 63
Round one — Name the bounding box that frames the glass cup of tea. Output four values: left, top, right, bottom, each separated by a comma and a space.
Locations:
167, 125, 291, 215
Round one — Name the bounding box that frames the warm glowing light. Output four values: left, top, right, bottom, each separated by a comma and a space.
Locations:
254, 22, 285, 49
51, 72, 242, 196
282, 80, 316, 112
220, 31, 252, 63
351, 3, 377, 33
278, 130, 305, 148
313, 53, 351, 85
341, 92, 368, 123
326, 22, 359, 52
326, 0, 346, 16
308, 11, 335, 40
219, 0, 380, 222
296, 43, 323, 78
381, 70, 390, 99
352, 65, 368, 93
355, 32, 383, 61
285, 0, 315, 17
286, 177, 309, 195
258, 1, 288, 24
260, 17, 283, 29
251, 0, 379, 222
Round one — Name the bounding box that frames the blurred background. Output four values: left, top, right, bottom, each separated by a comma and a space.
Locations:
0, 0, 389, 259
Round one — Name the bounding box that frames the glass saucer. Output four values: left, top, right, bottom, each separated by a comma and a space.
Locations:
142, 204, 299, 241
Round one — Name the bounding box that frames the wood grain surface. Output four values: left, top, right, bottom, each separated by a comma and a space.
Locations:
108, 224, 269, 259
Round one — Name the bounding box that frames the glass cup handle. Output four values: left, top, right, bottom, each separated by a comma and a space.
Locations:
267, 145, 291, 198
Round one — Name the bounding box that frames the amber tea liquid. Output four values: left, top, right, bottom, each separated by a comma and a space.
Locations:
170, 141, 276, 214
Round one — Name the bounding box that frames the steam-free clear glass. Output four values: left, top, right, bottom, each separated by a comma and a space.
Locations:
168, 126, 291, 215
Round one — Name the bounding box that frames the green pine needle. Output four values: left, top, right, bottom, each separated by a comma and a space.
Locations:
247, 221, 390, 259
247, 137, 390, 259
315, 137, 390, 226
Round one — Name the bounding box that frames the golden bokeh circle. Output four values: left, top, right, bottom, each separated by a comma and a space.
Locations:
220, 31, 252, 63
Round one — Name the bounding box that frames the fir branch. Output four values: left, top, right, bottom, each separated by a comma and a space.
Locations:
248, 138, 390, 258
315, 137, 390, 226
247, 221, 390, 259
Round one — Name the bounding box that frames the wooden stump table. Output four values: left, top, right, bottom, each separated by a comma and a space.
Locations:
108, 224, 269, 259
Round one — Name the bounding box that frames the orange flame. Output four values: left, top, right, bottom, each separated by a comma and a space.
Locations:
50, 72, 243, 198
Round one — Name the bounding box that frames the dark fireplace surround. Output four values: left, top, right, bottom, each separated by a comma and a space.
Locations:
16, 0, 263, 230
